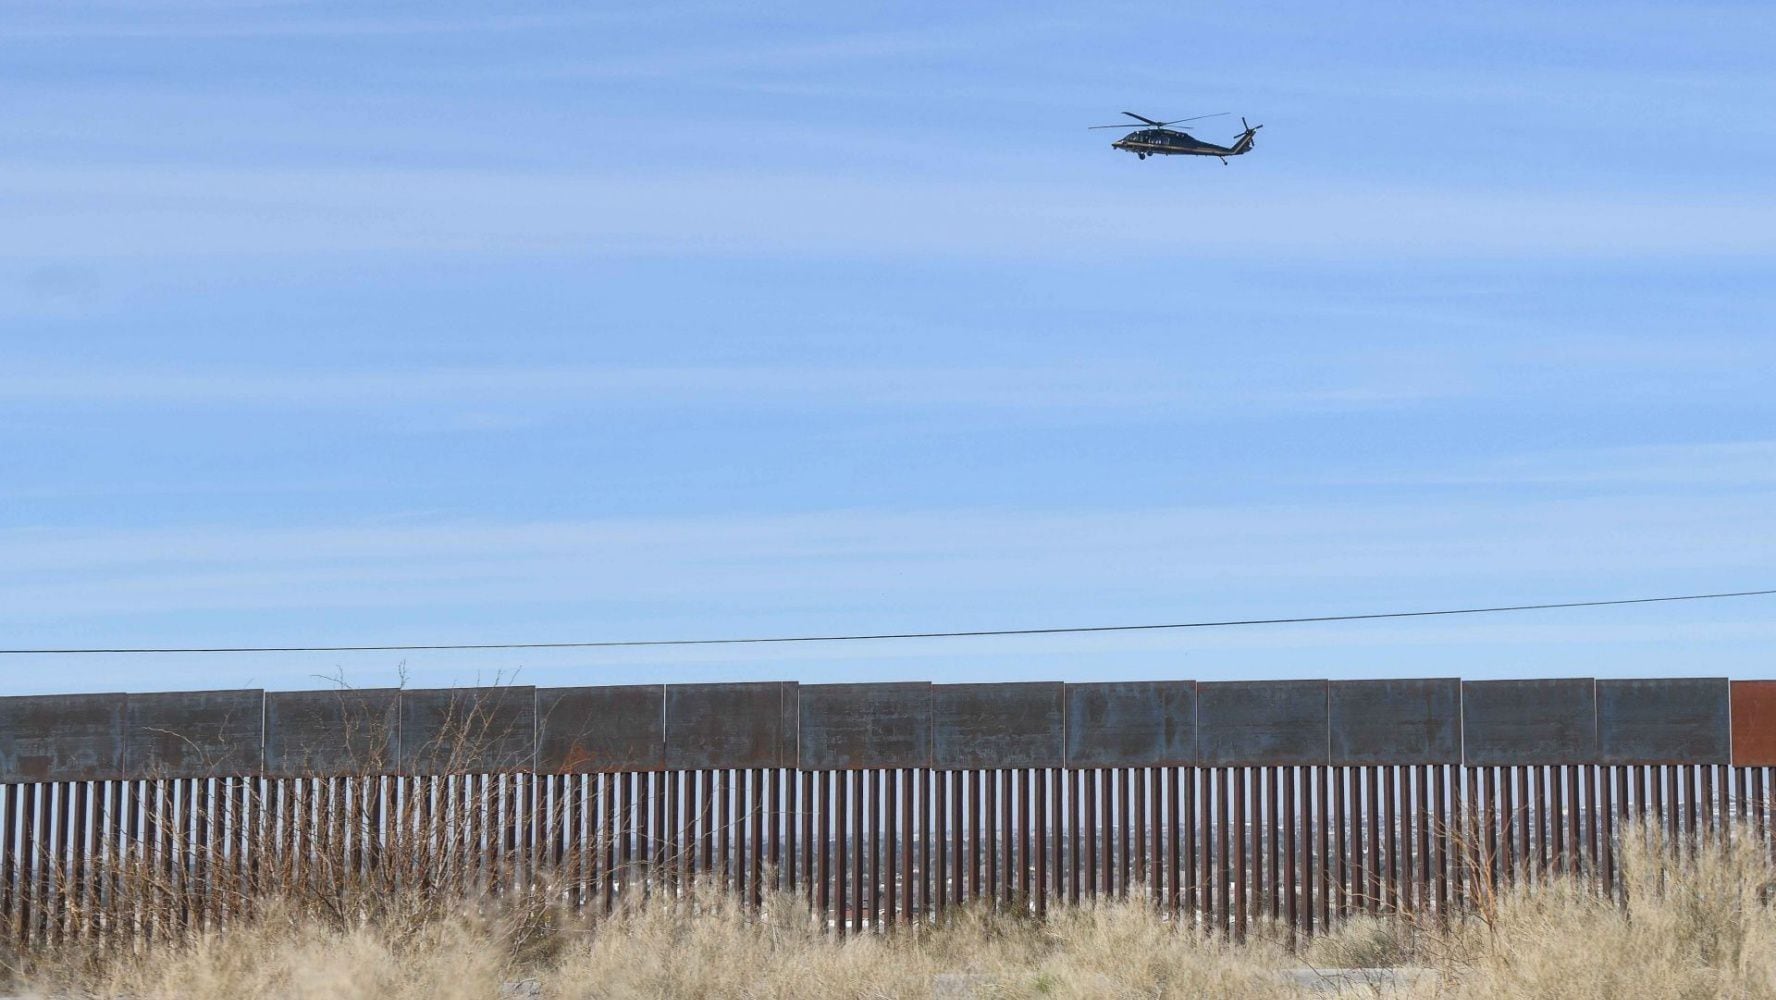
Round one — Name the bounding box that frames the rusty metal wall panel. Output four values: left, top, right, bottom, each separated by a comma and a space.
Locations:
0, 693, 126, 782
1731, 681, 1776, 766
932, 683, 1064, 769
123, 689, 263, 778
664, 682, 797, 769
1461, 679, 1596, 766
1198, 681, 1327, 766
536, 684, 665, 773
1329, 679, 1460, 765
1065, 681, 1196, 767
399, 686, 536, 773
799, 683, 931, 770
1596, 678, 1729, 765
263, 689, 400, 777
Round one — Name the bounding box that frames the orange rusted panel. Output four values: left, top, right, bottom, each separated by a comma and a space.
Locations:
1731, 681, 1776, 765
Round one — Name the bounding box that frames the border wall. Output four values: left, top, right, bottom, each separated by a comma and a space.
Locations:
0, 677, 1772, 944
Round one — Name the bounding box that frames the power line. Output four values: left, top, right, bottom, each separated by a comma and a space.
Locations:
2, 587, 1772, 656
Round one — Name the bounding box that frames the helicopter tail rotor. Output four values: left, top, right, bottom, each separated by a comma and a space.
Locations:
1231, 117, 1263, 154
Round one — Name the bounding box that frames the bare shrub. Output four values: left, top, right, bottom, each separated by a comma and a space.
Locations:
15, 769, 1776, 1000
1444, 827, 1776, 1000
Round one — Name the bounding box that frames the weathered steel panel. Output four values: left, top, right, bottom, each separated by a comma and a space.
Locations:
664, 682, 797, 769
1597, 678, 1729, 764
0, 693, 126, 782
124, 689, 264, 778
536, 684, 665, 773
1329, 679, 1461, 765
1461, 679, 1596, 766
263, 689, 401, 776
1065, 681, 1196, 767
399, 686, 536, 773
1198, 681, 1328, 765
1731, 681, 1776, 766
799, 682, 932, 770
932, 682, 1064, 769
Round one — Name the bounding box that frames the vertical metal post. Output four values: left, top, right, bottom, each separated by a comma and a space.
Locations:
885, 770, 899, 926
865, 769, 879, 929
1035, 768, 1049, 918
850, 769, 865, 934
817, 771, 831, 927
1214, 767, 1229, 935
1284, 766, 1298, 940
1434, 765, 1449, 920
1585, 765, 1601, 889
1416, 765, 1431, 914
0, 784, 16, 938
1195, 767, 1209, 925
904, 768, 917, 924
1261, 766, 1276, 921
1233, 767, 1247, 941
1017, 769, 1031, 907
799, 770, 814, 904
1334, 766, 1349, 919
986, 769, 1000, 906
1068, 768, 1082, 906
1565, 764, 1581, 878
1079, 769, 1094, 901
836, 770, 850, 935
951, 768, 965, 908
1665, 764, 1680, 844
753, 770, 769, 897
1317, 765, 1331, 931
1512, 766, 1529, 885
918, 768, 931, 921
1119, 767, 1133, 898
18, 784, 39, 948
934, 770, 949, 916
1167, 766, 1182, 916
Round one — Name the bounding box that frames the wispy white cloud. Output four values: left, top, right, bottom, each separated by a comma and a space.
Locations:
5, 494, 1773, 623
533, 27, 985, 82
5, 162, 1773, 261
1355, 441, 1776, 488
20, 597, 1776, 695
0, 7, 668, 40
4, 491, 1774, 694
0, 363, 1448, 414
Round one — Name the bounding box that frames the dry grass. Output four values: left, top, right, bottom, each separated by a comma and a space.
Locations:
29, 887, 1295, 1000
16, 825, 1776, 999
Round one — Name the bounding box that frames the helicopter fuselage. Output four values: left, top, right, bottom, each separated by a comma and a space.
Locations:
1112, 127, 1249, 159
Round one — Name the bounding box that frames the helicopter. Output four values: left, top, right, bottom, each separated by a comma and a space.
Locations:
1091, 111, 1262, 163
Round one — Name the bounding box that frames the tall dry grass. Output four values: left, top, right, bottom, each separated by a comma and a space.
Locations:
17, 824, 1776, 999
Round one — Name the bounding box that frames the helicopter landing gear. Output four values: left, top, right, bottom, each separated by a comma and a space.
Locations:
1137, 153, 1146, 160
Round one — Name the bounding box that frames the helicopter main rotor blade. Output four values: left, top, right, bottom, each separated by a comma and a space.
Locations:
1089, 123, 1146, 129
1090, 111, 1236, 130
1160, 112, 1229, 125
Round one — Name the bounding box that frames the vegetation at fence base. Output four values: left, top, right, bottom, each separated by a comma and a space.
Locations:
7, 827, 1776, 999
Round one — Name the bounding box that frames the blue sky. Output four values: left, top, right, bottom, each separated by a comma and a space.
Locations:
3, 1, 1773, 695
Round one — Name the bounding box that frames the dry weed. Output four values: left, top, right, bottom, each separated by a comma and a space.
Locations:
1441, 830, 1776, 1000
17, 824, 1776, 999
